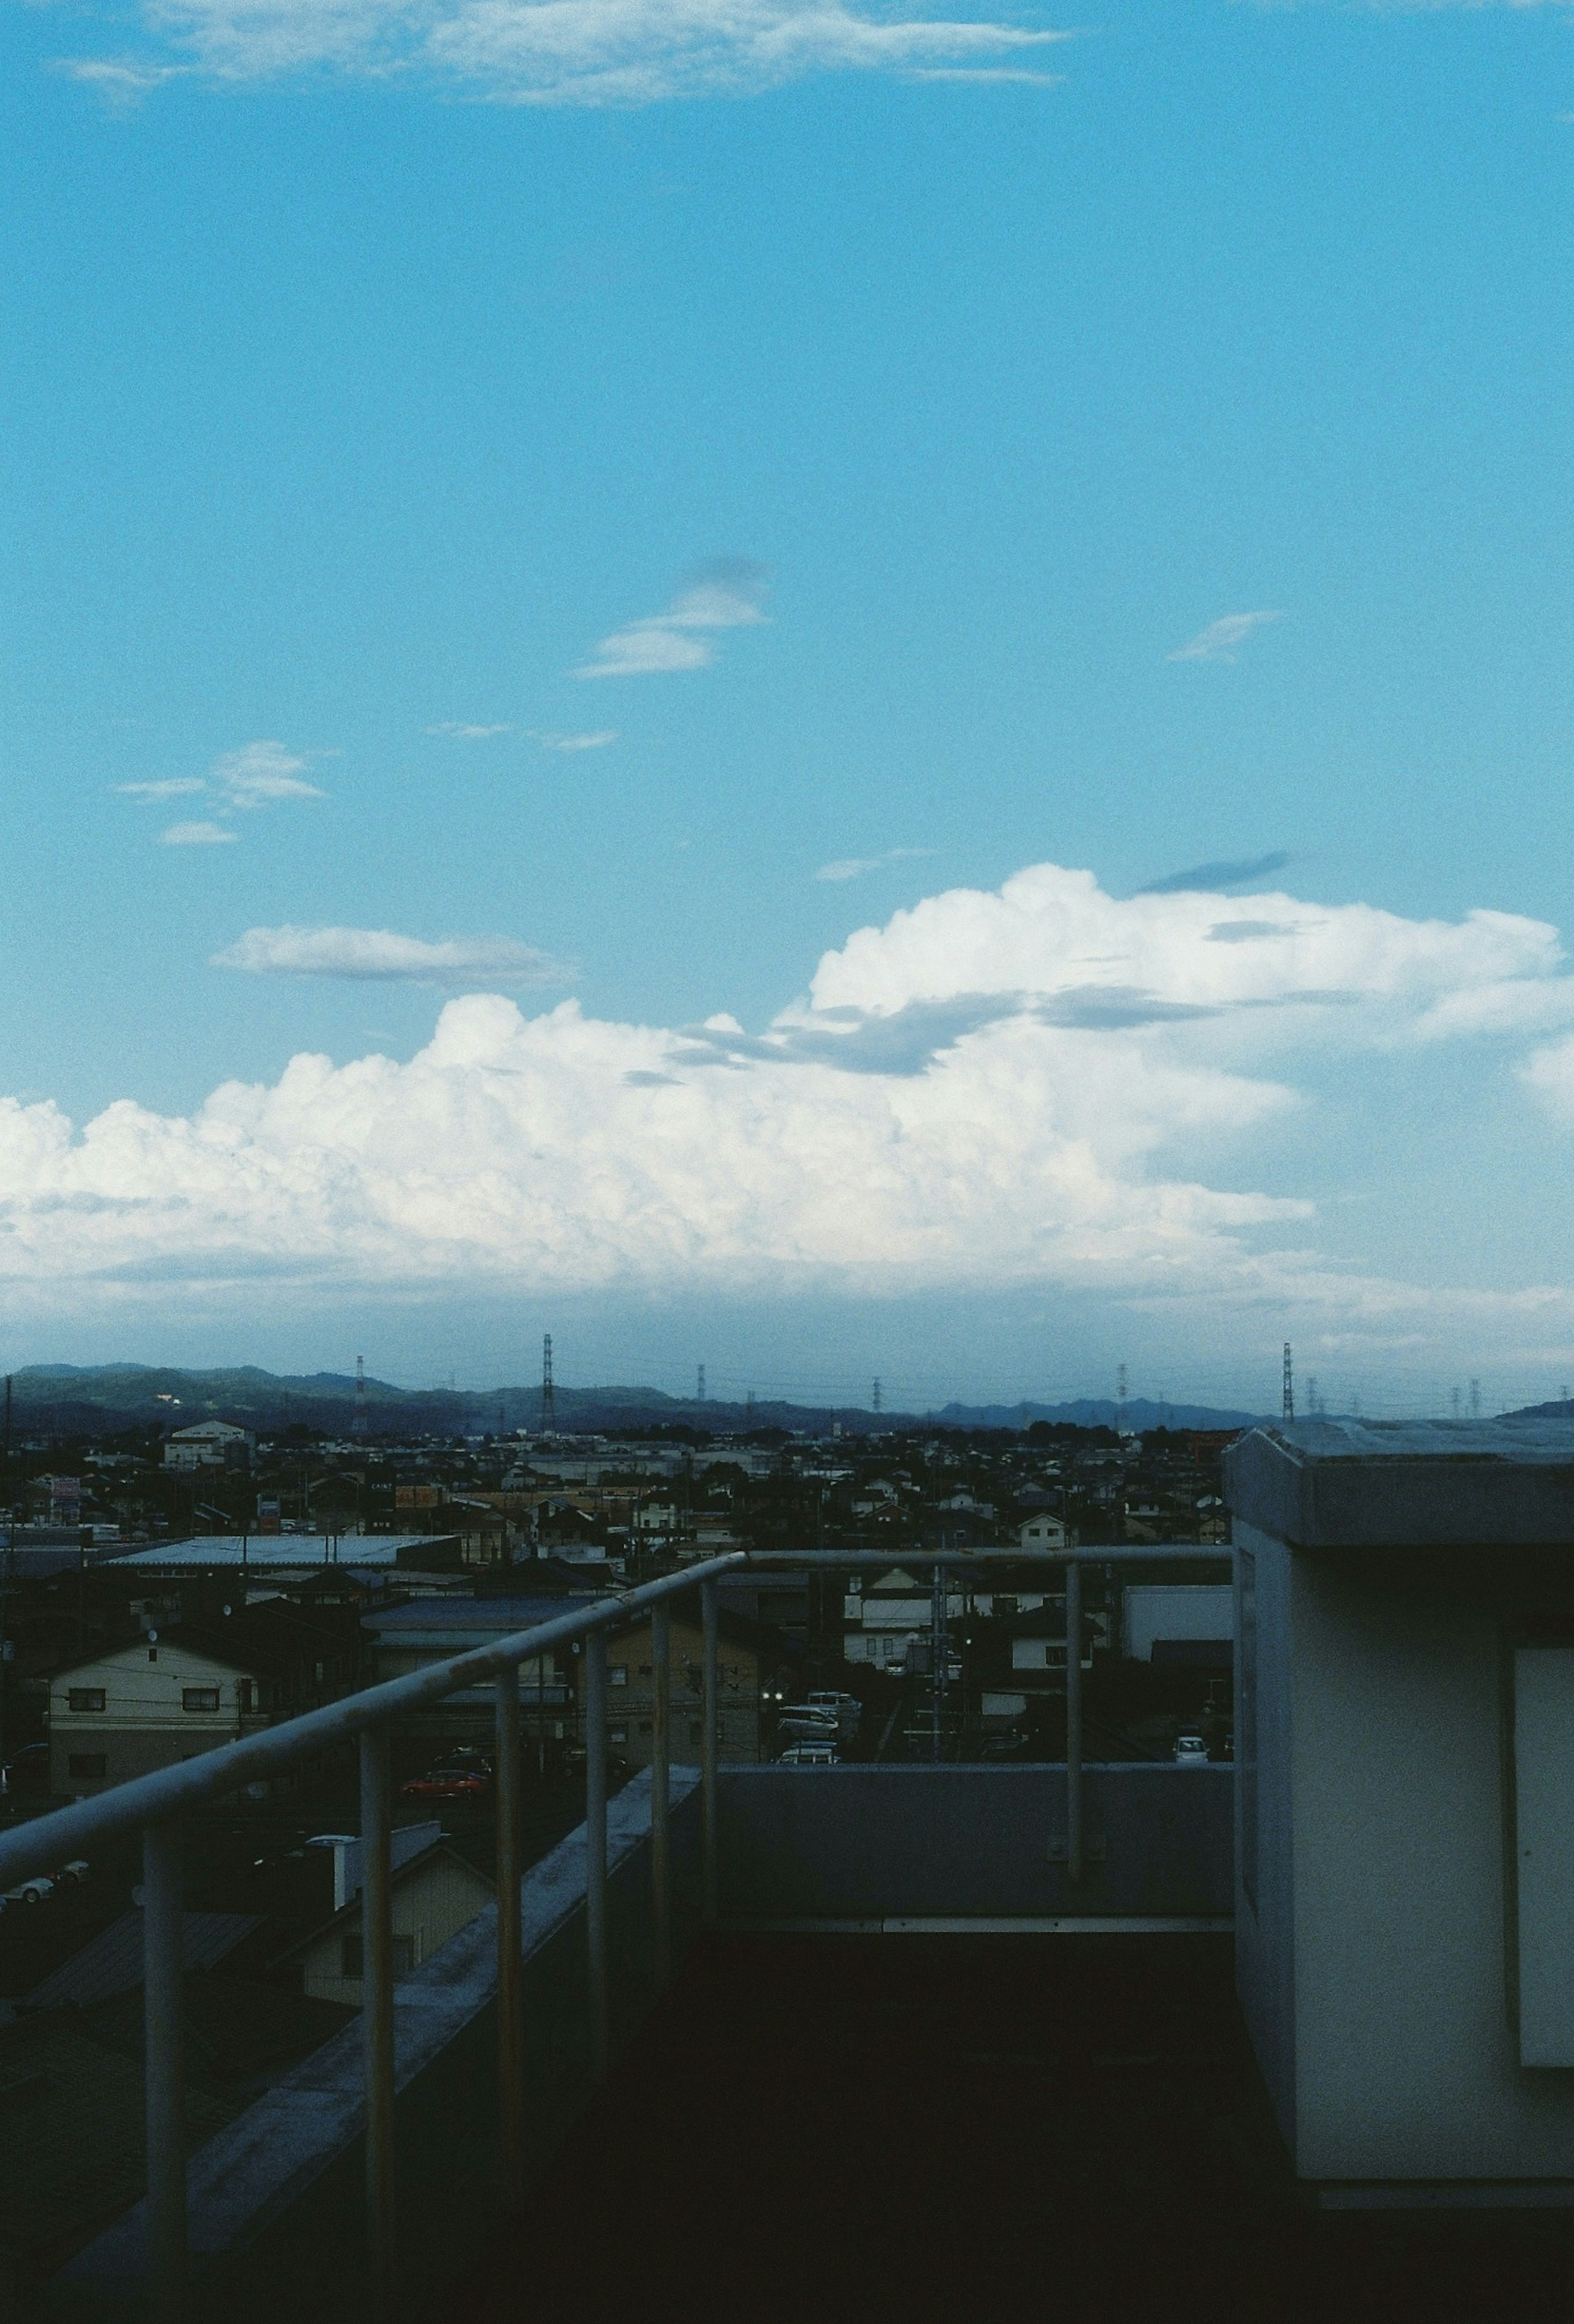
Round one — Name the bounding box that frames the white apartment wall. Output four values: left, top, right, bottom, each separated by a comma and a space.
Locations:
1232, 1526, 1297, 2157
1122, 1584, 1234, 1661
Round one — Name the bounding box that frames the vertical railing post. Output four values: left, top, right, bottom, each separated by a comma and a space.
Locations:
585, 1629, 610, 2081
143, 1818, 187, 2324
359, 1725, 396, 2295
495, 1665, 524, 2214
701, 1577, 719, 1926
651, 1599, 671, 1991
1064, 1558, 1083, 1883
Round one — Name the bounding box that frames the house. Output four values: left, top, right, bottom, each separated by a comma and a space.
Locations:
1119, 1583, 1233, 1668
47, 1636, 269, 1795
596, 1610, 790, 1767
1019, 1514, 1067, 1552
279, 1836, 494, 2005
843, 1567, 964, 1671
162, 1421, 254, 1472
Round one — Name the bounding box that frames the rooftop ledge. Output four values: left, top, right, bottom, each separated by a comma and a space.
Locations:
1225, 1418, 1574, 1549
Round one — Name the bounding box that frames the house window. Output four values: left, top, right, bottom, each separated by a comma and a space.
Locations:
182, 1687, 221, 1713
609, 1724, 628, 1745
609, 1664, 628, 1686
68, 1688, 106, 1713
68, 1753, 107, 1779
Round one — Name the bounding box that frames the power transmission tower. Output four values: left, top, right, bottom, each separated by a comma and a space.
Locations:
352, 1355, 368, 1436
872, 1377, 882, 1414
541, 1335, 556, 1436
1469, 1378, 1481, 1420
696, 1364, 706, 1403
1116, 1363, 1128, 1431
1283, 1343, 1294, 1422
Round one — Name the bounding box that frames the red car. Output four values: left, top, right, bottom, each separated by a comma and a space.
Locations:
398, 1768, 489, 1801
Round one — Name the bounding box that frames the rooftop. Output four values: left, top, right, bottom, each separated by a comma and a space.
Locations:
432, 1933, 1574, 2324
1226, 1419, 1574, 1548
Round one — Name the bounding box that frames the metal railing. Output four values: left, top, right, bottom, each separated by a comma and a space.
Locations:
0, 1540, 1229, 2318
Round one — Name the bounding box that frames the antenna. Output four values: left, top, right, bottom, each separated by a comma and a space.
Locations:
541, 1334, 556, 1436
696, 1364, 706, 1403
1282, 1343, 1294, 1422
352, 1355, 368, 1436
872, 1377, 882, 1414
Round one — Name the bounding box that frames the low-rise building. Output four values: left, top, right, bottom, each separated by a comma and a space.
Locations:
162, 1422, 254, 1471
48, 1636, 269, 1795
277, 1836, 493, 2006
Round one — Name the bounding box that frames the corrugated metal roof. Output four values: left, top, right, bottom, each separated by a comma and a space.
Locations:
108, 1534, 457, 1569
364, 1595, 593, 1632
21, 1910, 262, 2010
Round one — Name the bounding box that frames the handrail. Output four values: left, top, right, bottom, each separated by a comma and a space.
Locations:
10, 1535, 1233, 2319
0, 1551, 746, 1890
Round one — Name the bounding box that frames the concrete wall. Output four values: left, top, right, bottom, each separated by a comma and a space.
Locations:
1286, 1553, 1574, 2184
1231, 1524, 1297, 2155
717, 1764, 1233, 1924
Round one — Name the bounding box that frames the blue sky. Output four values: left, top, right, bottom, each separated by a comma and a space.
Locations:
5, 0, 1574, 1413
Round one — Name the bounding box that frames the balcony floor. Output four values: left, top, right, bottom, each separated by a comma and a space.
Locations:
433, 1933, 1574, 2324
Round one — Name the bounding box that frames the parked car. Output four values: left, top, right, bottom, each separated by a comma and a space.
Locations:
778, 1742, 838, 1767
777, 1704, 840, 1741
807, 1691, 863, 1737
399, 1769, 489, 1801
3, 1875, 54, 1907
1173, 1733, 1210, 1766
52, 1859, 90, 1885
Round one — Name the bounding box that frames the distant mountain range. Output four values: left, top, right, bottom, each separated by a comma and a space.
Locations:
0, 1363, 1265, 1440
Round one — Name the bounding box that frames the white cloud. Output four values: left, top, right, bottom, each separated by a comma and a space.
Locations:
119, 739, 325, 843
817, 847, 935, 883
428, 721, 514, 738
575, 560, 769, 679
212, 740, 325, 806
118, 777, 209, 802
212, 924, 566, 986
1167, 611, 1283, 664
6, 861, 1574, 1340
530, 729, 619, 751
161, 820, 238, 846
55, 0, 1073, 105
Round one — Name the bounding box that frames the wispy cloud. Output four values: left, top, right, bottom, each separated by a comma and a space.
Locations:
1139, 852, 1292, 897
161, 820, 238, 847
1167, 611, 1283, 663
816, 847, 937, 883
574, 560, 769, 679
212, 740, 325, 806
212, 925, 567, 986
528, 729, 619, 752
118, 739, 325, 845
428, 721, 514, 739
117, 777, 207, 802
52, 0, 1074, 107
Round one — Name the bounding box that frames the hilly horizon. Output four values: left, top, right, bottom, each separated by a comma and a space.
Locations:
1, 1362, 1265, 1439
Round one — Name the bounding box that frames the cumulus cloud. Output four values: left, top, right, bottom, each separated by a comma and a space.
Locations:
161, 820, 238, 847
574, 560, 769, 679
52, 0, 1072, 105
817, 848, 935, 883
7, 861, 1574, 1337
212, 925, 566, 986
1167, 611, 1283, 664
